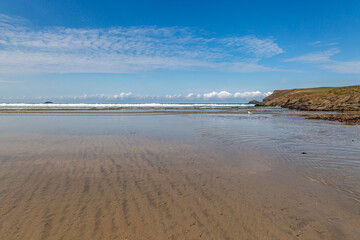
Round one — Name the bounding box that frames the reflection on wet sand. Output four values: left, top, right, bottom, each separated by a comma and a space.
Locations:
0, 114, 359, 239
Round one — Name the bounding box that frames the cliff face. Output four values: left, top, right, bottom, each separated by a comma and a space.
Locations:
256, 85, 360, 111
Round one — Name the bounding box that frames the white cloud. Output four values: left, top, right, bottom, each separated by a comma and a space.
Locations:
233, 91, 272, 98
185, 93, 194, 99
322, 61, 360, 74
61, 93, 133, 100
184, 93, 202, 99
203, 91, 233, 100
284, 48, 340, 63
202, 91, 271, 100
107, 92, 132, 99
165, 94, 182, 99
2, 91, 273, 102
0, 14, 284, 74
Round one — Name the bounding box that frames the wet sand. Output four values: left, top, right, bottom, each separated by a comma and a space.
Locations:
0, 114, 359, 239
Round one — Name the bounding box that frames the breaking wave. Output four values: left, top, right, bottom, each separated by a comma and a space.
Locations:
0, 103, 254, 110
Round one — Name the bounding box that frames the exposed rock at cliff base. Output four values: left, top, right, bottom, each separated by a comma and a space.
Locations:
306, 114, 360, 124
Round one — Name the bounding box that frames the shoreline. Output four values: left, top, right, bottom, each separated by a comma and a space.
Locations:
1, 108, 359, 125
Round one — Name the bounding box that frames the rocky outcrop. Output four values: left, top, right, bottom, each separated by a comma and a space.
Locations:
306, 114, 360, 124
256, 85, 360, 111
248, 100, 260, 104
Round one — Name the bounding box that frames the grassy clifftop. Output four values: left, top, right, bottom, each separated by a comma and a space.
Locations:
256, 85, 360, 111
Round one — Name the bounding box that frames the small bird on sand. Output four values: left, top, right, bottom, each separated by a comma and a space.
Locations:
248, 111, 252, 115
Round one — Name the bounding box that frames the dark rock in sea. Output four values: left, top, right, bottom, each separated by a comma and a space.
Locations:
301, 152, 307, 154
44, 101, 53, 104
248, 100, 260, 104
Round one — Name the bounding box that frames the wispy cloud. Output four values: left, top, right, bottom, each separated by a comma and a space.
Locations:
222, 36, 284, 57
284, 47, 360, 74
0, 78, 20, 83
0, 14, 284, 74
0, 13, 28, 27
309, 41, 339, 47
284, 48, 340, 63
322, 61, 360, 74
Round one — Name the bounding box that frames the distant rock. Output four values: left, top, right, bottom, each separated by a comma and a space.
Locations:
44, 101, 53, 104
248, 100, 260, 104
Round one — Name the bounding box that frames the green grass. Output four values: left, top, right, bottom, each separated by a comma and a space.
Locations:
299, 85, 359, 95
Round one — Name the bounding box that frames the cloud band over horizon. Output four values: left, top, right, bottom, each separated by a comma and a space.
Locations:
1, 90, 272, 103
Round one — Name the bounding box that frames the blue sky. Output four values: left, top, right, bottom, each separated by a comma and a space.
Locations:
0, 0, 359, 102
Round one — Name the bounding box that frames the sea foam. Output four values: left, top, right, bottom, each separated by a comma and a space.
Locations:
0, 103, 254, 110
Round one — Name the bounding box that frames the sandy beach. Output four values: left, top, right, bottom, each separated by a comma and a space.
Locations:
0, 113, 359, 239
2, 0, 360, 238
